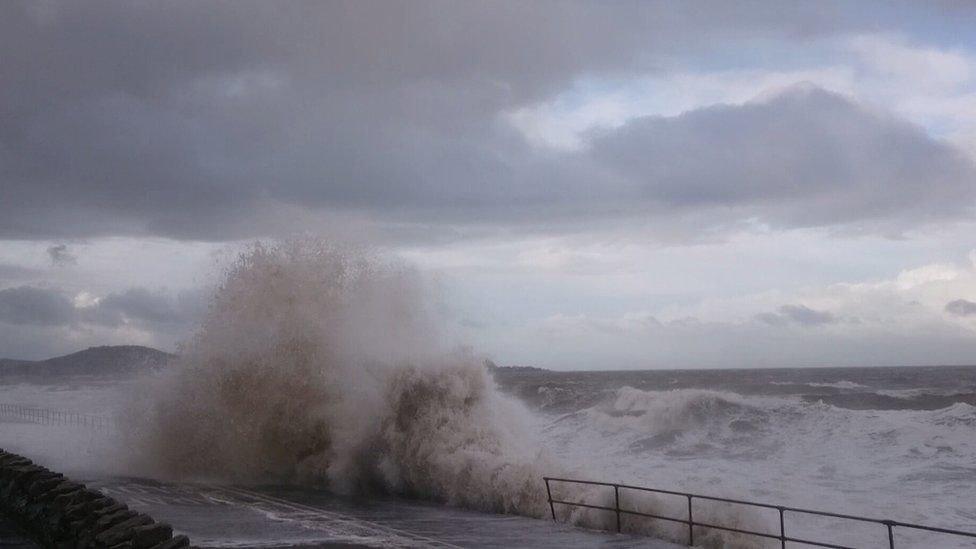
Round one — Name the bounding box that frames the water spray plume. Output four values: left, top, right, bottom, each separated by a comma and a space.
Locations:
126, 239, 552, 516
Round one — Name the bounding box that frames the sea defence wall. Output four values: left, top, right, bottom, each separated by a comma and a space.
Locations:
0, 449, 188, 549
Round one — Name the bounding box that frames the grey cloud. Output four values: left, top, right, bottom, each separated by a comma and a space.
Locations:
0, 284, 203, 332
0, 286, 76, 326
47, 244, 76, 266
945, 299, 976, 317
1, 2, 973, 243
0, 1, 701, 239
588, 86, 976, 232
757, 304, 837, 327
779, 304, 837, 326
0, 324, 89, 361
92, 287, 197, 327
522, 312, 976, 369
0, 263, 42, 281
754, 312, 789, 327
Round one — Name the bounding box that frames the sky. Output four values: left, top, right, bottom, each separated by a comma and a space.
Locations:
1, 1, 976, 369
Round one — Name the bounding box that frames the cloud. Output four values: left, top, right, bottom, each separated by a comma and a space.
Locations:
46, 244, 77, 266
0, 282, 208, 359
756, 304, 838, 327
0, 284, 201, 330
90, 287, 194, 327
0, 263, 42, 281
0, 286, 76, 326
779, 304, 836, 326
5, 1, 976, 365
848, 34, 972, 90
587, 86, 976, 234
781, 304, 837, 325
945, 298, 976, 317
470, 248, 976, 369
504, 307, 976, 370
0, 1, 702, 240
2, 2, 973, 243
0, 282, 206, 358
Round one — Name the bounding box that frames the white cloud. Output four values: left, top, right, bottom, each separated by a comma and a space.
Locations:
504, 68, 856, 151
847, 34, 973, 89
894, 263, 960, 290
72, 291, 99, 308
506, 34, 976, 159
467, 248, 976, 369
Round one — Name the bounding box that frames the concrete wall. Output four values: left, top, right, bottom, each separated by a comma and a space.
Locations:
0, 449, 189, 549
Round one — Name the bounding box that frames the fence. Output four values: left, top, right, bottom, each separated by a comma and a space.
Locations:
543, 476, 976, 548
0, 403, 115, 431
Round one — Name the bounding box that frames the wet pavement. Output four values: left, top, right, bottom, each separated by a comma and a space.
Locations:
81, 477, 680, 548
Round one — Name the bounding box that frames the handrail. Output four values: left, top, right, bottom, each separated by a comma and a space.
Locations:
0, 402, 115, 431
543, 476, 976, 548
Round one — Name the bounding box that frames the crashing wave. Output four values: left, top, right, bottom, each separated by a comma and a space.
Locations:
122, 240, 552, 517
119, 239, 775, 547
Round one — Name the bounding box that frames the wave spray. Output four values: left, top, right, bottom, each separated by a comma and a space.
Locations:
123, 239, 763, 547
125, 239, 550, 516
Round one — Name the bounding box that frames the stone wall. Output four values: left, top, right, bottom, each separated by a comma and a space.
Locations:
0, 449, 189, 549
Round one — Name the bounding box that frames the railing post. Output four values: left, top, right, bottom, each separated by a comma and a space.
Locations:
614, 485, 621, 533
687, 494, 694, 546
779, 507, 786, 549
545, 478, 555, 522
886, 521, 894, 549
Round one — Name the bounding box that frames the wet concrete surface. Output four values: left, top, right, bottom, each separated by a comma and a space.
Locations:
80, 477, 680, 548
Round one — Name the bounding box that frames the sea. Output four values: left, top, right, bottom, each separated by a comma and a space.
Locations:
493, 364, 976, 547
1, 364, 975, 548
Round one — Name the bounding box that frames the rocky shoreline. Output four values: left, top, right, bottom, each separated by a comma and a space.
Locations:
0, 449, 188, 549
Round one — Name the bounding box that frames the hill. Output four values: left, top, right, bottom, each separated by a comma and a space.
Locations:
0, 345, 175, 379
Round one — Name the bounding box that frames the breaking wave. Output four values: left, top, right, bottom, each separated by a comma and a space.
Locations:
118, 239, 776, 547
123, 240, 553, 516
552, 386, 976, 461
562, 388, 789, 460
771, 380, 868, 390
536, 385, 976, 546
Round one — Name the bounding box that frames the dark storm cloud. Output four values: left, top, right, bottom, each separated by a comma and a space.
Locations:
756, 304, 837, 327
1, 1, 973, 242
945, 299, 976, 317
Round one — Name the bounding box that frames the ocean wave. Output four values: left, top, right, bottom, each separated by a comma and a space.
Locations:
114, 239, 764, 546
547, 385, 976, 468
109, 239, 976, 547
803, 391, 976, 411
806, 380, 869, 389
121, 240, 554, 518
770, 380, 868, 389
555, 388, 799, 461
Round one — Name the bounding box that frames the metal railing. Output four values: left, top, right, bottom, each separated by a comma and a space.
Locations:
0, 403, 115, 431
543, 477, 976, 548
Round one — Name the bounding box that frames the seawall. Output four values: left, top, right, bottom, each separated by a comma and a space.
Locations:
0, 449, 188, 549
